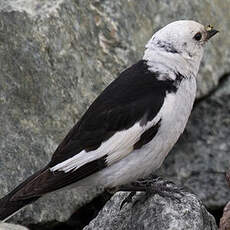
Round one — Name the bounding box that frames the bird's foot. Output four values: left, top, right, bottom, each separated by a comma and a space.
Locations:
118, 177, 184, 208
120, 191, 136, 210
135, 178, 183, 205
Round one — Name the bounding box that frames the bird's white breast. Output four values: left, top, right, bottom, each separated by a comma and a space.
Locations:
95, 76, 197, 188
56, 76, 197, 190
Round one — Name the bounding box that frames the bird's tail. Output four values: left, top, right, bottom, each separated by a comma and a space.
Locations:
0, 159, 100, 221
0, 193, 39, 222
0, 166, 49, 221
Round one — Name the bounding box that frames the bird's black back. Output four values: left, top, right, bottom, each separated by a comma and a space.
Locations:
49, 60, 177, 167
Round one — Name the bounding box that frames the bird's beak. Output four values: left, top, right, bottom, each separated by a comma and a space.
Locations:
205, 25, 219, 40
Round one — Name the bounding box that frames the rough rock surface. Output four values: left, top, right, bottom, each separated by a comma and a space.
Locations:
226, 169, 230, 187
157, 75, 230, 210
0, 223, 28, 230
84, 187, 218, 230
219, 172, 230, 230
0, 0, 230, 225
219, 201, 230, 230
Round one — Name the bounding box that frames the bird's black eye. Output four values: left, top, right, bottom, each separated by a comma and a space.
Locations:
193, 32, 202, 41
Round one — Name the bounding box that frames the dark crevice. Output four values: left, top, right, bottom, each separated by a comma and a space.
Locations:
27, 191, 112, 230
207, 206, 225, 227
194, 73, 230, 107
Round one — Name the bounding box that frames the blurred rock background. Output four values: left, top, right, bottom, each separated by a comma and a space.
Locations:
0, 0, 229, 229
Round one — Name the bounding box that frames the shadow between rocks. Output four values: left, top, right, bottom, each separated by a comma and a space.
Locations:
27, 191, 112, 230
208, 206, 225, 228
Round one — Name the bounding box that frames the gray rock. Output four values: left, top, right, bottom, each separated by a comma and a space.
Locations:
0, 0, 229, 225
0, 223, 28, 230
219, 201, 230, 230
157, 75, 230, 209
84, 187, 217, 230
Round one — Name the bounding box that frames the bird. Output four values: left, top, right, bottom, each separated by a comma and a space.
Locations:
0, 20, 218, 221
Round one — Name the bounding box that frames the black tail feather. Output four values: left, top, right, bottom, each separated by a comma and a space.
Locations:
0, 194, 39, 221
0, 166, 49, 221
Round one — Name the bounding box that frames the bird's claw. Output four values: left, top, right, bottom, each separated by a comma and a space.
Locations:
118, 177, 184, 208
120, 191, 136, 210
135, 178, 184, 202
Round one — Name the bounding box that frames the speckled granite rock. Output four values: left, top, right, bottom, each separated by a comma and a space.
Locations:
0, 223, 28, 230
84, 187, 217, 230
0, 0, 229, 225
219, 201, 230, 230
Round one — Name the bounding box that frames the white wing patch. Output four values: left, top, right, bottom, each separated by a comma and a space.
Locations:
49, 85, 189, 174
50, 118, 159, 173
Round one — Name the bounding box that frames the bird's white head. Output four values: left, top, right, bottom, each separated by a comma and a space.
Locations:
143, 20, 218, 78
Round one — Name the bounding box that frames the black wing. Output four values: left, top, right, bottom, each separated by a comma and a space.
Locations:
49, 60, 177, 167
5, 60, 178, 200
